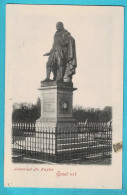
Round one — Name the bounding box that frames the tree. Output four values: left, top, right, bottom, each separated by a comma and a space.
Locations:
12, 98, 41, 122
73, 105, 112, 122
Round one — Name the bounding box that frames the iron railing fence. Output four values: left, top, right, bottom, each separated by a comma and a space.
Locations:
12, 122, 112, 163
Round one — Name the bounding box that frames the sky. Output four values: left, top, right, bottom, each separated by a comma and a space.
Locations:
6, 5, 124, 108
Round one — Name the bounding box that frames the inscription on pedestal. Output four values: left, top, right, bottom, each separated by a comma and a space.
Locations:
43, 97, 55, 112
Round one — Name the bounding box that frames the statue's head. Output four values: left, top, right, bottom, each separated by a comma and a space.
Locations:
56, 22, 64, 31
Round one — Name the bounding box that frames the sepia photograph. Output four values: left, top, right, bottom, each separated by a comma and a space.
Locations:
4, 4, 123, 188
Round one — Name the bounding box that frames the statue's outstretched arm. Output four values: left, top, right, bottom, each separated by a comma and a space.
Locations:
43, 38, 54, 56
43, 52, 50, 56
43, 47, 53, 56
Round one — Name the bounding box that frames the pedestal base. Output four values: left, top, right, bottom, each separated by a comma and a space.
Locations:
36, 117, 77, 132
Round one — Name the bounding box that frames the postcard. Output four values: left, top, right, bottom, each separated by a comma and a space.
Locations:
4, 4, 123, 189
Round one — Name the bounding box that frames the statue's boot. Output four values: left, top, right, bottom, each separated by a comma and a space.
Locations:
43, 78, 50, 82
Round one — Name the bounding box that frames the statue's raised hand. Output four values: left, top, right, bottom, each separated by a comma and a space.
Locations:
43, 52, 50, 56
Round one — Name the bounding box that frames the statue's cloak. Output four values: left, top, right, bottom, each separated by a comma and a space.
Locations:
67, 35, 77, 76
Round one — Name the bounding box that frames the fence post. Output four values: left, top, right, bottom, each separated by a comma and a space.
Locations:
55, 126, 58, 163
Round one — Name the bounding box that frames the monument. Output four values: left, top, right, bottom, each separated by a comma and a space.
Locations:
36, 22, 77, 132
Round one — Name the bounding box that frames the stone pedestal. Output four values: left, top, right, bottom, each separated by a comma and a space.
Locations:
36, 80, 77, 131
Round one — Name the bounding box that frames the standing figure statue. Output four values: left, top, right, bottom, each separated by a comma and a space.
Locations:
43, 22, 77, 83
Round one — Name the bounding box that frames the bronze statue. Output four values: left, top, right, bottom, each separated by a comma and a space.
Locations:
43, 22, 77, 83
